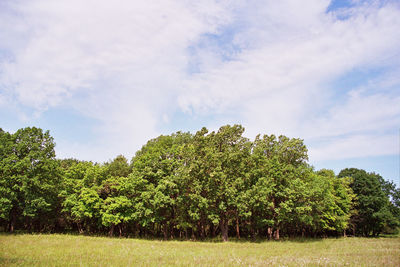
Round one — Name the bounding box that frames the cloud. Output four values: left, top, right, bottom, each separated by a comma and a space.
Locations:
179, 0, 400, 161
0, 0, 234, 160
308, 133, 398, 161
0, 0, 399, 162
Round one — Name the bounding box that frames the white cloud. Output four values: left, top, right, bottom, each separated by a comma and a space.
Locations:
179, 0, 400, 161
0, 0, 234, 160
308, 133, 398, 161
305, 91, 400, 138
0, 0, 399, 162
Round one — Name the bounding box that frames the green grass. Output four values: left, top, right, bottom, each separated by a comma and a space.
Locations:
1, 234, 399, 266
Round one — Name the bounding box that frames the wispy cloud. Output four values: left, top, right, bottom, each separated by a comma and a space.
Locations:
179, 0, 400, 161
0, 0, 233, 160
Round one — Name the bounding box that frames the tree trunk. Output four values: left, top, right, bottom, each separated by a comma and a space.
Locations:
190, 228, 196, 241
9, 220, 14, 233
9, 208, 16, 233
37, 219, 42, 232
267, 227, 273, 240
170, 224, 175, 240
77, 223, 84, 234
274, 227, 280, 240
220, 218, 228, 242
236, 216, 240, 239
163, 223, 168, 240
212, 224, 217, 238
200, 221, 205, 239
109, 224, 115, 237
197, 221, 202, 239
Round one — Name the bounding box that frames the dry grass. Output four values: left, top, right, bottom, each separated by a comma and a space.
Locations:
1, 234, 399, 266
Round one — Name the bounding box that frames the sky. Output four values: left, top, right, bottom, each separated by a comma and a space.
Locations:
0, 0, 399, 184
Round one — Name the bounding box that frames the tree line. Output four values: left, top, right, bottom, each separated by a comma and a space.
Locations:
0, 126, 399, 241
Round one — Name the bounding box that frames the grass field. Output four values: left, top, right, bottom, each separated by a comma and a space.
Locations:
1, 234, 399, 266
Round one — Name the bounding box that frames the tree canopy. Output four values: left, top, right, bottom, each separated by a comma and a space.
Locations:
0, 126, 398, 240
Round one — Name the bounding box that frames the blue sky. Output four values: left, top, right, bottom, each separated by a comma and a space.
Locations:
0, 0, 399, 184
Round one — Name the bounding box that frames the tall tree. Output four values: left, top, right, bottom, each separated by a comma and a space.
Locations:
131, 132, 192, 238
186, 125, 250, 241
251, 134, 308, 239
0, 127, 61, 232
0, 129, 14, 230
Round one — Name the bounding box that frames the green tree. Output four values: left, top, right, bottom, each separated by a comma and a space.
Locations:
306, 169, 354, 236
177, 127, 215, 239
99, 176, 134, 236
60, 161, 105, 233
105, 155, 131, 178
182, 125, 250, 241
338, 168, 395, 236
130, 132, 191, 238
0, 127, 61, 232
376, 177, 400, 233
97, 155, 133, 236
0, 129, 14, 230
251, 134, 308, 239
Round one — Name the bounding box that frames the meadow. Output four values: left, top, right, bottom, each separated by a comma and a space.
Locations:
1, 234, 399, 266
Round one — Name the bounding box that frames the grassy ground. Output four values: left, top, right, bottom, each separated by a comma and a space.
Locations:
1, 234, 399, 266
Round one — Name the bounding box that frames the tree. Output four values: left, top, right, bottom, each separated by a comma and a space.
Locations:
338, 168, 395, 236
99, 176, 134, 236
105, 155, 131, 178
0, 125, 372, 239
376, 177, 400, 233
130, 132, 192, 238
210, 125, 251, 241
98, 155, 133, 236
177, 127, 215, 239
0, 127, 61, 232
0, 129, 14, 230
60, 161, 105, 233
182, 125, 251, 241
251, 134, 308, 239
308, 169, 354, 236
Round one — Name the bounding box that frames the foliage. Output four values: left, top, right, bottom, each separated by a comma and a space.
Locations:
0, 127, 61, 232
0, 126, 398, 240
338, 168, 399, 236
